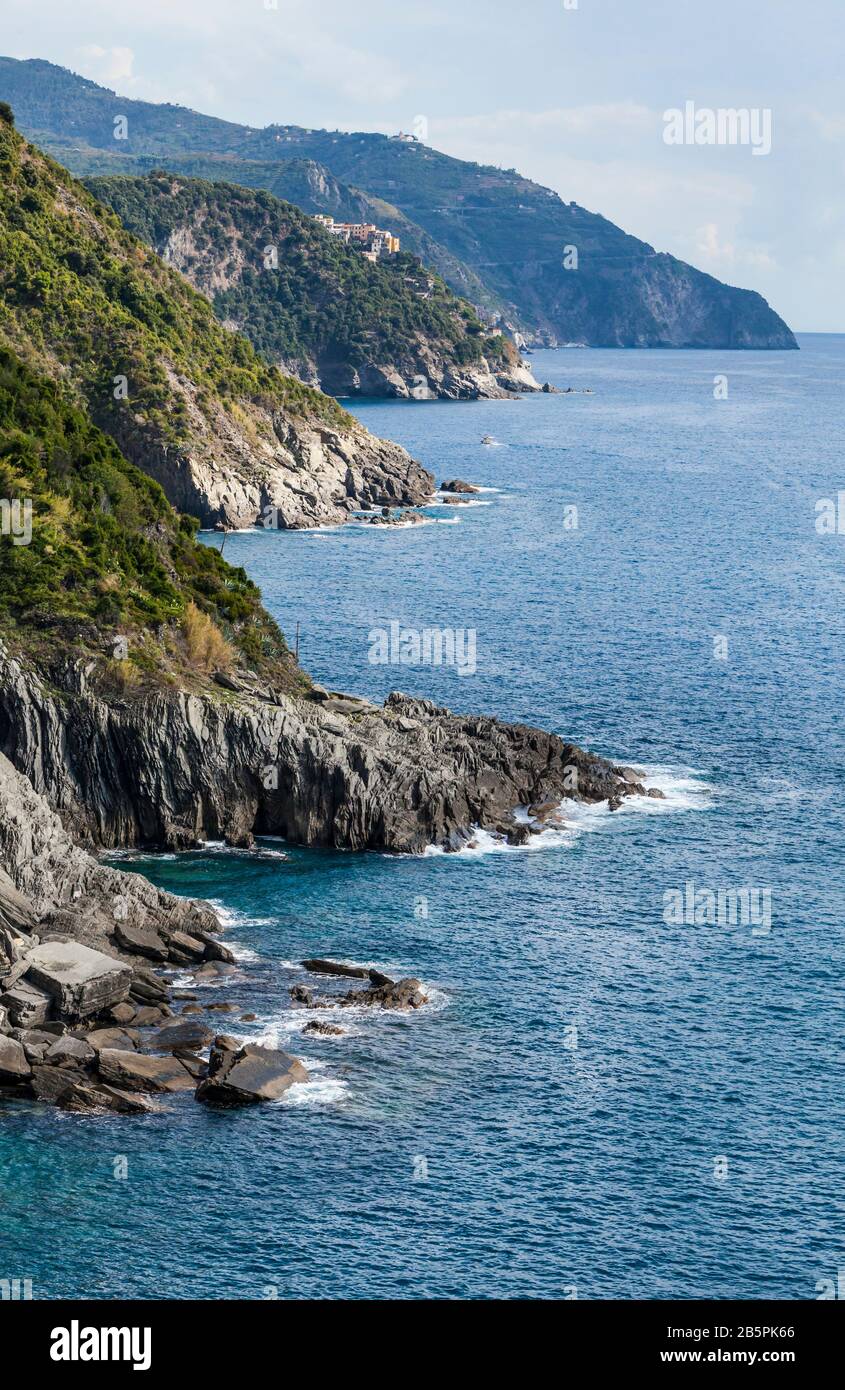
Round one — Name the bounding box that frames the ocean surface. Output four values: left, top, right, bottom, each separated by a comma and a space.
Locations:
3, 336, 844, 1300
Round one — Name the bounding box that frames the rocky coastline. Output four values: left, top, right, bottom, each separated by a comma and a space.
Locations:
0, 638, 658, 1117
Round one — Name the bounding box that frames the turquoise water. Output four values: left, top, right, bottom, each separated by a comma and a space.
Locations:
3, 337, 844, 1299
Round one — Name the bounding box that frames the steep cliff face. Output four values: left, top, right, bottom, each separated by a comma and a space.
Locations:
0, 749, 221, 959
0, 111, 433, 529
0, 645, 639, 856
0, 57, 798, 350
85, 173, 539, 401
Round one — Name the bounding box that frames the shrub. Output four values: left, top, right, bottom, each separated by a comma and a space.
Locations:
181, 600, 234, 674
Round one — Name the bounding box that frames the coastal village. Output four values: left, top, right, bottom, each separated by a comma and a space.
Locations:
313, 212, 401, 262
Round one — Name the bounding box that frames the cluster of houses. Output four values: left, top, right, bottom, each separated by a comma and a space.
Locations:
313, 214, 401, 262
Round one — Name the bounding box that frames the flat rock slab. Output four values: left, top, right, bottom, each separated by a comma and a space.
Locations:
97, 1048, 195, 1093
0, 979, 53, 1027
196, 1044, 308, 1106
302, 958, 369, 980
24, 942, 132, 1020
114, 921, 169, 961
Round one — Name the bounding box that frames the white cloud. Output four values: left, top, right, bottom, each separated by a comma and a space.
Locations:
74, 45, 136, 86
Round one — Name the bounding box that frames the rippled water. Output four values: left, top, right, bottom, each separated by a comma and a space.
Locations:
3, 337, 844, 1299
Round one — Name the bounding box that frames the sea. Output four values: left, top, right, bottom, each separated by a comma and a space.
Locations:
2, 335, 844, 1300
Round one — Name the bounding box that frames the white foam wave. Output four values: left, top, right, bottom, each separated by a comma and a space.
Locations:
422, 764, 712, 857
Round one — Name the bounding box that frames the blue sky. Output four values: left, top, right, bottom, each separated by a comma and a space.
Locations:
3, 0, 842, 330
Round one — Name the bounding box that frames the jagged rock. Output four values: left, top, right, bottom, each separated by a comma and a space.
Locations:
302, 959, 369, 980
368, 969, 394, 987
302, 1021, 345, 1037
196, 1042, 308, 1106
0, 979, 53, 1027
0, 651, 637, 857
97, 1048, 195, 1093
24, 941, 132, 1020
441, 479, 480, 493
289, 984, 314, 1004
0, 1034, 31, 1082
152, 1019, 213, 1053
114, 921, 169, 961
341, 977, 428, 1010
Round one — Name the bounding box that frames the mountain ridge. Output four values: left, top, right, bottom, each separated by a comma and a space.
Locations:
0, 56, 798, 351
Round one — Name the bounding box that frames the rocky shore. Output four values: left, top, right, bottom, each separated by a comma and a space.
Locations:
0, 639, 657, 1117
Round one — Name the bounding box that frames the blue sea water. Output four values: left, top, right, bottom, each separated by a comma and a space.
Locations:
3, 336, 844, 1300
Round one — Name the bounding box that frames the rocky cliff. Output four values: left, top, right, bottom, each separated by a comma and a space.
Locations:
0, 109, 434, 530
0, 644, 642, 857
85, 172, 539, 402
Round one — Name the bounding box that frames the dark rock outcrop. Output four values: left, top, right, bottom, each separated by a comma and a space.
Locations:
0, 647, 640, 857
196, 1038, 308, 1106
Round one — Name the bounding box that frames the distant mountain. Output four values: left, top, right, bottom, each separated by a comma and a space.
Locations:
0, 57, 798, 350
85, 171, 538, 399
0, 106, 433, 530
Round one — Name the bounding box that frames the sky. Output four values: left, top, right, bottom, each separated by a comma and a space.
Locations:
2, 0, 842, 331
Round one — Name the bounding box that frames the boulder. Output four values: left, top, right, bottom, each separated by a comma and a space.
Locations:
341, 977, 428, 1010
58, 1082, 159, 1115
302, 1021, 345, 1037
45, 1035, 96, 1068
128, 966, 171, 1004
24, 941, 132, 1020
131, 1005, 167, 1027
289, 984, 314, 1004
166, 931, 209, 962
152, 1019, 213, 1053
196, 1042, 308, 1107
114, 921, 169, 961
0, 979, 53, 1027
97, 1048, 195, 1093
31, 1063, 88, 1103
440, 479, 480, 494
0, 1034, 31, 1083
108, 1002, 137, 1025
85, 1027, 139, 1053
301, 959, 369, 980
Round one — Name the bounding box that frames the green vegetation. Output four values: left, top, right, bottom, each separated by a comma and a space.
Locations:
0, 342, 297, 686
85, 172, 511, 379
0, 110, 352, 465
